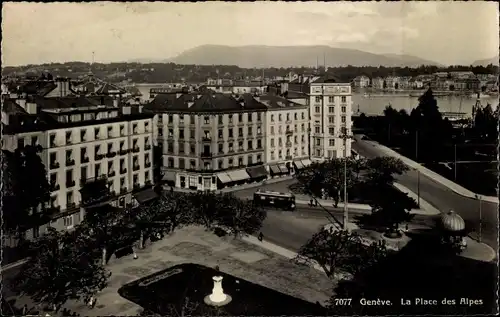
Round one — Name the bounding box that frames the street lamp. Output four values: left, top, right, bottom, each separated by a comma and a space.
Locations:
475, 194, 482, 243
340, 129, 353, 230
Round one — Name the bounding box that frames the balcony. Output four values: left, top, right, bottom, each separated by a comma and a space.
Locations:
285, 130, 293, 135
202, 137, 212, 142
145, 162, 151, 168
285, 120, 292, 124
66, 202, 77, 210
133, 164, 140, 171
96, 154, 105, 161
106, 152, 116, 158
132, 147, 140, 153
50, 183, 60, 191
201, 152, 213, 158
145, 144, 152, 151
108, 170, 116, 177
119, 149, 129, 155
120, 168, 127, 174
66, 180, 76, 188
285, 155, 293, 160
50, 162, 60, 169
81, 156, 89, 163
66, 159, 75, 167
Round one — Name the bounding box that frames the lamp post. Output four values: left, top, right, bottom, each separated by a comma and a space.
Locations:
454, 143, 457, 181
475, 194, 482, 243
417, 169, 421, 208
340, 129, 352, 230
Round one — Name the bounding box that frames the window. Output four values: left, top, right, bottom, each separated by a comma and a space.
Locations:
315, 127, 320, 133
238, 114, 243, 122
248, 126, 253, 136
133, 123, 138, 133
248, 113, 252, 122
64, 215, 73, 228
66, 190, 73, 206
228, 115, 233, 123
229, 129, 233, 138
270, 127, 274, 135
329, 127, 335, 135
271, 114, 275, 122
179, 116, 184, 124
238, 141, 243, 151
228, 158, 234, 167
107, 126, 113, 138
257, 112, 262, 121
301, 124, 305, 132
248, 155, 253, 165
229, 143, 234, 152
168, 115, 173, 123
204, 116, 210, 124
168, 157, 174, 168
190, 129, 195, 139
328, 96, 334, 103
341, 96, 347, 103
66, 131, 72, 144
179, 129, 184, 139
315, 96, 321, 103
204, 131, 211, 139
294, 113, 298, 120
168, 129, 174, 137
315, 106, 320, 113
278, 114, 282, 121
158, 127, 163, 136
329, 139, 335, 146
218, 159, 223, 169
189, 115, 195, 124
257, 139, 262, 148
329, 117, 334, 123
94, 128, 100, 139
190, 144, 195, 154
31, 136, 38, 146
341, 116, 346, 123
218, 115, 223, 124
286, 113, 290, 121
329, 106, 334, 113
257, 154, 262, 162
218, 144, 223, 154
238, 128, 243, 137
316, 139, 321, 146
301, 112, 305, 120
247, 140, 253, 150
50, 133, 56, 147
341, 106, 346, 112
238, 157, 243, 166
218, 129, 223, 138
257, 127, 261, 135
270, 138, 275, 147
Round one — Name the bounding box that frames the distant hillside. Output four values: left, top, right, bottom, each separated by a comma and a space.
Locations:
168, 45, 442, 68
472, 56, 499, 66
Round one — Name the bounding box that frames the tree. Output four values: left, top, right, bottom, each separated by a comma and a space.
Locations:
364, 156, 409, 186
294, 228, 388, 279
188, 191, 221, 229
147, 191, 196, 234
214, 194, 267, 237
369, 187, 416, 235
1, 146, 50, 239
11, 227, 109, 311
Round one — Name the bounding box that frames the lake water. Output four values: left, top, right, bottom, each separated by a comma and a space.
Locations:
133, 84, 498, 117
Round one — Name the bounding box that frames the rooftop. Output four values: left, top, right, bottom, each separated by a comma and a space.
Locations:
257, 95, 306, 110
145, 92, 268, 114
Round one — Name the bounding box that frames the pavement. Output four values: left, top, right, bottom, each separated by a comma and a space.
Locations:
353, 135, 499, 252
6, 226, 335, 316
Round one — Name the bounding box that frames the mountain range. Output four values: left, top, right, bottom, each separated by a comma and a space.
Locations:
471, 56, 499, 66
166, 45, 442, 68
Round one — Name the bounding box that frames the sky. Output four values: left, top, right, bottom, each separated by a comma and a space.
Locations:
2, 1, 499, 66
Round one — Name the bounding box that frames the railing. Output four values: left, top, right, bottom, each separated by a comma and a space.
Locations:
285, 155, 293, 160
120, 168, 127, 174
50, 162, 60, 169
132, 147, 140, 153
285, 130, 293, 135
133, 165, 140, 171
66, 202, 77, 209
81, 156, 89, 163
66, 180, 76, 188
202, 137, 212, 142
66, 159, 75, 167
106, 152, 116, 158
108, 171, 116, 177
95, 154, 104, 161
145, 144, 152, 151
201, 152, 213, 158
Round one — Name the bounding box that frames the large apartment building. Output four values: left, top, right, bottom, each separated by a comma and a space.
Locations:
145, 92, 268, 191
2, 95, 154, 236
286, 74, 353, 161
257, 95, 311, 176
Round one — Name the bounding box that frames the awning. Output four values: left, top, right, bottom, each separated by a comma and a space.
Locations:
162, 171, 176, 182
301, 159, 312, 167
269, 165, 281, 175
227, 169, 250, 182
246, 165, 268, 179
293, 160, 305, 170
217, 172, 232, 184
278, 164, 289, 173
133, 188, 159, 204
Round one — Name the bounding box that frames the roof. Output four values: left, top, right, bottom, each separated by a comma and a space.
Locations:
311, 75, 344, 84
2, 99, 28, 115
18, 80, 57, 96
284, 91, 308, 99
257, 95, 306, 110
32, 95, 116, 110
144, 92, 268, 114
95, 83, 126, 95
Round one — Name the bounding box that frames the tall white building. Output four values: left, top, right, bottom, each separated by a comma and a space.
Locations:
287, 75, 353, 161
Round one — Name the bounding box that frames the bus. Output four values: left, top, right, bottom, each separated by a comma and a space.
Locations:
253, 190, 296, 211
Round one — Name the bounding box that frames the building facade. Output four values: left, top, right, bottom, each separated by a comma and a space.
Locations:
308, 76, 353, 161
147, 92, 268, 191
353, 75, 370, 88
2, 95, 154, 237
258, 95, 310, 176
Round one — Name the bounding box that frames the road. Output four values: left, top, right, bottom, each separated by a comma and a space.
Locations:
353, 136, 498, 250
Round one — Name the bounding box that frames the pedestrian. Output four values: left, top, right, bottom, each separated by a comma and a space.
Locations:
22, 304, 28, 315
314, 199, 318, 207
170, 186, 174, 193
258, 232, 264, 242
309, 199, 314, 207
215, 265, 220, 271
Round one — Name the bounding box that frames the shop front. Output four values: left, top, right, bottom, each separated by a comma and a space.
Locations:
246, 165, 268, 183
176, 173, 217, 191
225, 169, 251, 186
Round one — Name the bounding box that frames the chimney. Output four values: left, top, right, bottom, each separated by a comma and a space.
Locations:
55, 78, 69, 97
113, 98, 119, 108
138, 105, 144, 113
26, 101, 38, 114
